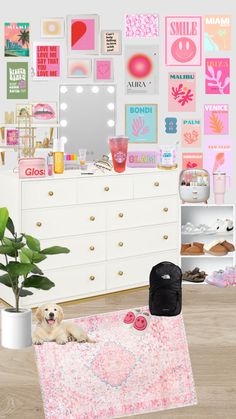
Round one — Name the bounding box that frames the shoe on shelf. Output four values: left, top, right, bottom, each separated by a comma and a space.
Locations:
224, 267, 236, 286
181, 242, 205, 255
217, 219, 234, 233
205, 270, 229, 288
204, 240, 228, 256
183, 267, 208, 283
221, 240, 235, 252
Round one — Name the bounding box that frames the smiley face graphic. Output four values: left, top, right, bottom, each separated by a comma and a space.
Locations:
171, 37, 196, 63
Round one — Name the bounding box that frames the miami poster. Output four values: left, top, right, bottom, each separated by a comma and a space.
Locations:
4, 22, 30, 57
204, 15, 231, 51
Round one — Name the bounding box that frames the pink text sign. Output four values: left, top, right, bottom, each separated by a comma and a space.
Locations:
127, 151, 157, 168
165, 16, 202, 66
204, 104, 229, 135
168, 73, 196, 112
205, 58, 230, 94
35, 45, 60, 77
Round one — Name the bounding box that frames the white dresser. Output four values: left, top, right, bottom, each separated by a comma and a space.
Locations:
0, 169, 179, 307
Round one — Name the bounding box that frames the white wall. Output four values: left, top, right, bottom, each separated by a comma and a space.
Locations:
0, 0, 235, 204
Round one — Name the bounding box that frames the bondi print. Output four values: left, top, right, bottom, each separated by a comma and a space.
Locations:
168, 72, 196, 112
205, 58, 230, 94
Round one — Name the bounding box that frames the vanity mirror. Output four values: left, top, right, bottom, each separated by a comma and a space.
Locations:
59, 84, 116, 160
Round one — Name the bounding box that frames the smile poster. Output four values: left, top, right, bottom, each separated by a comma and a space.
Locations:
181, 119, 201, 147
4, 22, 30, 57
165, 16, 202, 66
204, 138, 232, 181
168, 73, 196, 112
7, 62, 28, 99
204, 104, 229, 135
34, 43, 60, 78
205, 58, 230, 94
125, 104, 158, 143
125, 45, 159, 95
204, 15, 231, 51
182, 152, 203, 169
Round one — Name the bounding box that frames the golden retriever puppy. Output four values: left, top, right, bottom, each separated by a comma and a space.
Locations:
32, 303, 94, 345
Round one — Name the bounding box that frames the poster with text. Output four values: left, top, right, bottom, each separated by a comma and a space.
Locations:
204, 104, 229, 135
165, 16, 202, 66
7, 62, 28, 99
204, 138, 232, 183
34, 43, 60, 79
204, 15, 231, 51
181, 119, 201, 148
125, 104, 158, 143
168, 73, 196, 112
205, 58, 230, 94
182, 152, 203, 169
125, 45, 159, 95
4, 22, 29, 57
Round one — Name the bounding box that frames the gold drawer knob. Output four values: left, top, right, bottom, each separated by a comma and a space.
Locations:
48, 191, 54, 196
118, 241, 124, 247
36, 222, 42, 227
163, 235, 169, 240
118, 212, 124, 218
154, 181, 159, 187
163, 207, 169, 212
89, 245, 95, 251
118, 271, 124, 276
89, 275, 95, 281
104, 186, 110, 192
90, 216, 95, 221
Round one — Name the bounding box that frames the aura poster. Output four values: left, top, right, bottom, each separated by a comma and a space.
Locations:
168, 73, 196, 112
204, 138, 232, 180
34, 43, 60, 78
181, 119, 201, 148
7, 62, 28, 99
204, 15, 231, 51
125, 45, 159, 95
165, 16, 202, 66
204, 104, 229, 135
205, 58, 230, 94
125, 104, 158, 143
4, 22, 29, 57
182, 152, 203, 169
68, 15, 99, 54
125, 14, 159, 38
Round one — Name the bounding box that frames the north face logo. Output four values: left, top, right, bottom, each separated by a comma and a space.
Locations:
161, 274, 171, 279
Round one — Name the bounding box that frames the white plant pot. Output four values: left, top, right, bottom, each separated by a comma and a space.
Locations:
1, 308, 32, 349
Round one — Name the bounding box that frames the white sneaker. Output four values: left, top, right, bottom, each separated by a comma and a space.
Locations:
217, 219, 234, 233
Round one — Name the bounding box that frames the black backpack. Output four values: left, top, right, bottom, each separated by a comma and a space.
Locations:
149, 261, 182, 316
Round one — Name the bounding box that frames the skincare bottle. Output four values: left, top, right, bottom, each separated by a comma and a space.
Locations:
53, 139, 64, 174
47, 152, 53, 176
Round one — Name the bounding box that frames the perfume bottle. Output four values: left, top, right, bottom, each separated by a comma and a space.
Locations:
53, 139, 64, 174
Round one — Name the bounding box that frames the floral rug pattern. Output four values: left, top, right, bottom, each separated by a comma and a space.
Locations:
34, 307, 197, 419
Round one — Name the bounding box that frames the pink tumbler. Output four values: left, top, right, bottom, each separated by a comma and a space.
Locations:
109, 136, 129, 173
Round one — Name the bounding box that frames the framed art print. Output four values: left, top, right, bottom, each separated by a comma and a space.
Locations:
33, 42, 60, 79
168, 72, 196, 112
16, 104, 32, 118
204, 15, 231, 51
7, 62, 28, 99
32, 102, 57, 124
68, 59, 92, 77
204, 104, 229, 135
204, 137, 232, 183
182, 152, 203, 169
41, 18, 64, 38
125, 14, 159, 38
181, 119, 201, 148
125, 45, 159, 95
165, 16, 202, 66
205, 58, 230, 94
6, 129, 19, 146
67, 15, 99, 54
4, 22, 30, 57
125, 104, 158, 143
94, 59, 113, 81
101, 30, 122, 54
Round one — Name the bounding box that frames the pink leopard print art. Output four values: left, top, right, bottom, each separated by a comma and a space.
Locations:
35, 307, 197, 419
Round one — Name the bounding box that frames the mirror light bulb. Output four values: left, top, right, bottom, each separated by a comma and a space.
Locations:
91, 86, 99, 93
107, 86, 115, 94
60, 86, 68, 94
107, 103, 115, 111
107, 119, 115, 127
76, 86, 84, 93
60, 120, 68, 127
60, 103, 68, 111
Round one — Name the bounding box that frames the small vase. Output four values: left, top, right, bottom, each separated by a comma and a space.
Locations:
1, 308, 32, 349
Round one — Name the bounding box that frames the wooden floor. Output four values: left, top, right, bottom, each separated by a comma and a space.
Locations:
0, 285, 236, 419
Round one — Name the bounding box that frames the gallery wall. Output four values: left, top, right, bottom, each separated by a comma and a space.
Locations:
0, 0, 235, 204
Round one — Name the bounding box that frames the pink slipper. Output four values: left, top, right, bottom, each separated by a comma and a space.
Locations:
123, 309, 141, 328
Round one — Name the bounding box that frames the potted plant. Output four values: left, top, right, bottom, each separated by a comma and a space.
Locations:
0, 207, 70, 349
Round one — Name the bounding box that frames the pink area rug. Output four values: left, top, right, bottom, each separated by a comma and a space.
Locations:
34, 307, 197, 419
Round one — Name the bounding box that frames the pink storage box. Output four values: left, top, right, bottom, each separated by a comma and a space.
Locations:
18, 158, 46, 178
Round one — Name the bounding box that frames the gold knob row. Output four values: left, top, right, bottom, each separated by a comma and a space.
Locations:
104, 186, 110, 192
163, 235, 169, 240
36, 222, 42, 227
48, 191, 54, 196
89, 275, 95, 281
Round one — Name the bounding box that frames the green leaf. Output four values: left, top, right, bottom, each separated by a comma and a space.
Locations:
3, 237, 13, 247
0, 263, 7, 271
7, 262, 35, 277
6, 217, 15, 236
24, 235, 41, 252
31, 265, 44, 275
41, 246, 70, 255
3, 238, 25, 250
23, 275, 55, 290
19, 289, 33, 297
19, 251, 31, 264
32, 252, 47, 263
0, 208, 9, 240
0, 274, 12, 287
0, 245, 16, 257
21, 247, 33, 262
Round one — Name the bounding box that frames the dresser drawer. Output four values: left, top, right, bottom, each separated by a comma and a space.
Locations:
22, 204, 106, 239
106, 250, 178, 290
40, 233, 106, 269
23, 263, 106, 306
107, 223, 178, 260
77, 176, 133, 204
22, 179, 77, 209
107, 196, 178, 230
133, 171, 178, 198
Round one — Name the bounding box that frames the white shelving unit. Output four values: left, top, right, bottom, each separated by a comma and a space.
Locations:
181, 204, 235, 284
